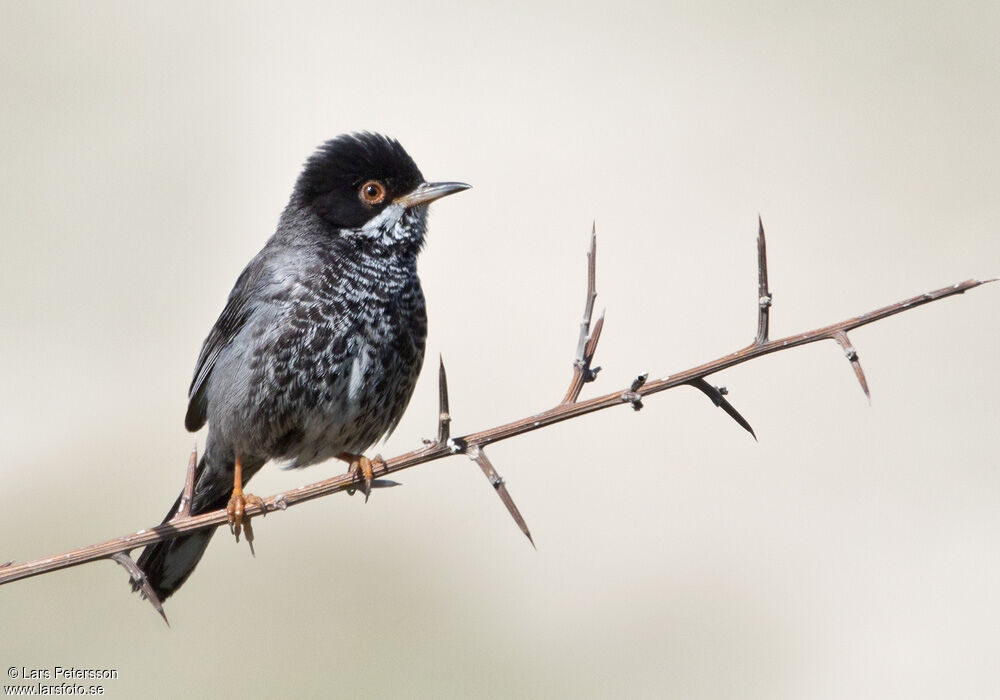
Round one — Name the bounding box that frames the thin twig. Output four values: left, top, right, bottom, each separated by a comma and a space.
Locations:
563, 223, 604, 403
0, 227, 993, 590
577, 223, 598, 361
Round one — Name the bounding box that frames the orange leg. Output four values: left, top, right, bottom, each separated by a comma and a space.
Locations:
227, 454, 265, 544
339, 452, 384, 502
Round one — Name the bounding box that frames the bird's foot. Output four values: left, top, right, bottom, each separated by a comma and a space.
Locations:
227, 490, 265, 545
341, 453, 384, 502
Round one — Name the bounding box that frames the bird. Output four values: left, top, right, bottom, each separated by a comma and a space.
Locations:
134, 132, 469, 602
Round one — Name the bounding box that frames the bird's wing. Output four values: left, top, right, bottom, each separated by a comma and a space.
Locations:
184, 258, 268, 432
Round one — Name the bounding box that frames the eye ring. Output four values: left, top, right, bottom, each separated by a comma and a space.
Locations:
358, 180, 387, 205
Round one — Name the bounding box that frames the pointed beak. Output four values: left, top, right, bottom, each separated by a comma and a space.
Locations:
394, 181, 471, 208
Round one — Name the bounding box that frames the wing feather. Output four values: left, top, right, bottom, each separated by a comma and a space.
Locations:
184, 258, 268, 432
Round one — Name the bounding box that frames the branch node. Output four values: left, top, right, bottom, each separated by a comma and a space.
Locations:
621, 393, 644, 411
619, 373, 648, 411
630, 373, 649, 392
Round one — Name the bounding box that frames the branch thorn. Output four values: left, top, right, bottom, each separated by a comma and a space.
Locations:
468, 446, 534, 548
171, 444, 199, 522
687, 378, 757, 440
113, 552, 168, 626
755, 216, 772, 346
435, 354, 452, 447
833, 331, 871, 403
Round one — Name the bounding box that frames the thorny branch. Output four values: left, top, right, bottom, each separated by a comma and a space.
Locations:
0, 220, 993, 622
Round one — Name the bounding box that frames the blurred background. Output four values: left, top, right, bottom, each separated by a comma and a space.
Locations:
1, 1, 998, 698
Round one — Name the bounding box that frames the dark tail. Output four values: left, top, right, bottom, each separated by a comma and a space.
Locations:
134, 452, 260, 602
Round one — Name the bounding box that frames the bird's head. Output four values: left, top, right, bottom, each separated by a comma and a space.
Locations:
294, 132, 469, 251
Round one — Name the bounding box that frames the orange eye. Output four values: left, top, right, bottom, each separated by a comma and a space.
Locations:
359, 180, 387, 205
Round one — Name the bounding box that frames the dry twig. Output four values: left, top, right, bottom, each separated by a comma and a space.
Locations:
0, 220, 993, 619
563, 223, 605, 404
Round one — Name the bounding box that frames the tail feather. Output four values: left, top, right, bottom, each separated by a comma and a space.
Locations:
134, 452, 258, 602
134, 525, 216, 602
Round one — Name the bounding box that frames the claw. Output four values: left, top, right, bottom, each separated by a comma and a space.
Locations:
353, 456, 374, 501
341, 453, 385, 502
227, 491, 265, 544
226, 454, 265, 548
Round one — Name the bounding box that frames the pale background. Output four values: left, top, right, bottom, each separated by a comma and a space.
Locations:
1, 2, 998, 698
